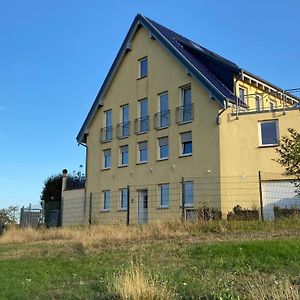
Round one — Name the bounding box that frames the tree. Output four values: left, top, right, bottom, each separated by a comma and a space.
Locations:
275, 128, 300, 195
0, 206, 18, 235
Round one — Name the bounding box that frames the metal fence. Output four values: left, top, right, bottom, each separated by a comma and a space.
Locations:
62, 173, 298, 226
20, 203, 43, 228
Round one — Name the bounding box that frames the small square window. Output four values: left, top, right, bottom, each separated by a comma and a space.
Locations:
259, 120, 279, 146
120, 145, 128, 166
138, 141, 148, 163
180, 132, 192, 156
103, 190, 110, 210
103, 149, 111, 169
158, 137, 169, 160
139, 57, 148, 78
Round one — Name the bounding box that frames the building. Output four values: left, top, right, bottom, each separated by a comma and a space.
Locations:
74, 14, 300, 225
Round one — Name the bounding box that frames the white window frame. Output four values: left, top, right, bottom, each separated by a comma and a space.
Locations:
103, 149, 112, 169
258, 120, 279, 147
138, 57, 148, 78
159, 183, 169, 208
158, 137, 169, 160
119, 188, 128, 210
103, 190, 111, 211
138, 141, 148, 163
119, 145, 129, 167
180, 131, 192, 156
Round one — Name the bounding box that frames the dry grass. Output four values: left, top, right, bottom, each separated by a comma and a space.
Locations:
1, 218, 300, 254
113, 262, 175, 300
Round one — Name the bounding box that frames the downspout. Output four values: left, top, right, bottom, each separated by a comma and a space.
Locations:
216, 99, 228, 125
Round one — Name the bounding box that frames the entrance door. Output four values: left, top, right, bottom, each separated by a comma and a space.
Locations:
138, 190, 148, 224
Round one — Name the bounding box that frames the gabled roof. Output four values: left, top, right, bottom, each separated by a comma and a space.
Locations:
77, 14, 240, 144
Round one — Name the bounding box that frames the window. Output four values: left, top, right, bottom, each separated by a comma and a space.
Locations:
136, 98, 149, 133
138, 141, 148, 163
183, 181, 193, 207
118, 104, 130, 138
256, 94, 262, 112
120, 188, 128, 210
158, 92, 169, 128
103, 149, 111, 169
239, 87, 247, 106
181, 132, 192, 156
182, 87, 192, 122
103, 190, 110, 210
102, 109, 112, 142
159, 183, 169, 208
259, 120, 279, 146
158, 137, 169, 160
270, 101, 276, 111
120, 145, 128, 166
139, 57, 148, 78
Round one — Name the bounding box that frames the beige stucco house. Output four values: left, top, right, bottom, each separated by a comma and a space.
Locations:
71, 14, 300, 225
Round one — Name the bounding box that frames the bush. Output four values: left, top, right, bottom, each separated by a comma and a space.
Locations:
227, 205, 259, 221
274, 206, 300, 219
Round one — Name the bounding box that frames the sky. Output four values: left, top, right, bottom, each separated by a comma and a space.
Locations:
0, 0, 300, 209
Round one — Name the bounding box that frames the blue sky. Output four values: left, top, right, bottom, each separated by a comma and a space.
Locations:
0, 0, 299, 208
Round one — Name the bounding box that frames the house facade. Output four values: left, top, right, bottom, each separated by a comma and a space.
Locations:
76, 14, 300, 224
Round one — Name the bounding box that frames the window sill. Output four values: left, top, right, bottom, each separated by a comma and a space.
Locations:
155, 126, 169, 131
101, 140, 112, 144
136, 131, 149, 135
117, 136, 129, 140
100, 209, 110, 213
157, 206, 169, 209
136, 161, 148, 165
258, 144, 279, 148
177, 120, 192, 125
117, 209, 127, 212
101, 167, 111, 171
157, 158, 168, 162
179, 153, 192, 158
137, 75, 148, 80
118, 164, 128, 168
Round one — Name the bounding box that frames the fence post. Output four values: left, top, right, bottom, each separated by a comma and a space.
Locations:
20, 206, 24, 228
258, 171, 264, 221
181, 177, 185, 221
89, 193, 92, 225
126, 185, 130, 226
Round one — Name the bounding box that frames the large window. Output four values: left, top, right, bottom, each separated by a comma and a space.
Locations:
259, 120, 279, 146
103, 110, 112, 141
103, 149, 111, 169
120, 188, 128, 210
118, 104, 130, 138
120, 145, 129, 166
158, 137, 169, 160
139, 57, 148, 78
183, 181, 193, 207
138, 141, 148, 163
182, 87, 192, 122
103, 190, 110, 211
239, 87, 247, 106
181, 131, 192, 156
158, 92, 169, 128
159, 183, 169, 208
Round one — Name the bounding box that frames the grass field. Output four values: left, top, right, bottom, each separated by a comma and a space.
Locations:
1, 220, 300, 299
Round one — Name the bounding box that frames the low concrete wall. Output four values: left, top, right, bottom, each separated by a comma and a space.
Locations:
62, 188, 86, 226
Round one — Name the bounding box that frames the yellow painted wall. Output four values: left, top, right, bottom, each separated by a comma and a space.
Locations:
85, 27, 222, 223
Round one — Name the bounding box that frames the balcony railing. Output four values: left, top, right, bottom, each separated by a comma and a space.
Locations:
117, 121, 130, 139
100, 126, 113, 143
154, 110, 170, 129
134, 116, 149, 134
176, 103, 194, 124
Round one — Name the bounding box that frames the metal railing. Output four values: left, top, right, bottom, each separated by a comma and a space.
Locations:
176, 103, 194, 123
134, 116, 149, 134
100, 126, 113, 143
116, 121, 130, 139
154, 110, 170, 129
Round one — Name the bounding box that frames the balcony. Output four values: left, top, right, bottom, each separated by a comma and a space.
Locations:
100, 126, 113, 143
154, 110, 170, 129
134, 116, 149, 134
117, 121, 130, 139
176, 103, 194, 124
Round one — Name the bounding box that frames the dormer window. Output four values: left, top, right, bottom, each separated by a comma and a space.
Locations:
138, 57, 148, 78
